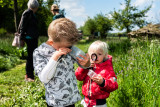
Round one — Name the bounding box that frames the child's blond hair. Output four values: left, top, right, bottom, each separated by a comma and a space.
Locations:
48, 18, 80, 44
88, 40, 109, 56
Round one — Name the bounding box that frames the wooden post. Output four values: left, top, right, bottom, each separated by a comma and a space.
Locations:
13, 0, 18, 32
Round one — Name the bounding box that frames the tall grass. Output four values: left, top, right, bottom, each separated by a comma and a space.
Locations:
0, 35, 159, 106
107, 39, 160, 107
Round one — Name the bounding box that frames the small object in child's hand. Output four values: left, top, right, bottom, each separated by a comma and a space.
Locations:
87, 69, 98, 78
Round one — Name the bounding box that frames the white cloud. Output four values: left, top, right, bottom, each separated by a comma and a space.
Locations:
106, 14, 112, 19
133, 0, 160, 24
145, 10, 157, 23
134, 0, 159, 7
59, 0, 87, 27
134, 0, 147, 6
120, 3, 125, 9
155, 10, 160, 23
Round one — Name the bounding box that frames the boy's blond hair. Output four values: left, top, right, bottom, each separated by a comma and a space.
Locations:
88, 40, 109, 56
48, 18, 80, 44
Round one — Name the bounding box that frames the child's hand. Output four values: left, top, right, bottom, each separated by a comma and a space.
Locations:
52, 48, 71, 61
90, 63, 95, 67
92, 74, 103, 85
76, 53, 90, 68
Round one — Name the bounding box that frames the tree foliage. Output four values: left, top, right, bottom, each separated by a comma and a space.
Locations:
0, 0, 55, 35
110, 0, 151, 33
82, 13, 112, 39
83, 17, 96, 36
94, 13, 112, 38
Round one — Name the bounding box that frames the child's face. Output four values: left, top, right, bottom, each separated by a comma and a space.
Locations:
90, 49, 106, 64
52, 40, 72, 50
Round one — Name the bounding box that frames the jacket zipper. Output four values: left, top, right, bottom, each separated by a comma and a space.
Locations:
88, 67, 96, 106
88, 78, 92, 106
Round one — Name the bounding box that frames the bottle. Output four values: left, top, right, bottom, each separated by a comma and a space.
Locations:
70, 46, 86, 59
87, 69, 98, 78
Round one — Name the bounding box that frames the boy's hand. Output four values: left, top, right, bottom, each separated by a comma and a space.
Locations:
92, 74, 103, 85
52, 48, 71, 61
76, 53, 90, 68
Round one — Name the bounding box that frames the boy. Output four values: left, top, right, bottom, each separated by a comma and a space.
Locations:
33, 18, 90, 107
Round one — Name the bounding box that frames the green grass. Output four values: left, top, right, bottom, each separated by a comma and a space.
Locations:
0, 63, 46, 106
0, 35, 160, 107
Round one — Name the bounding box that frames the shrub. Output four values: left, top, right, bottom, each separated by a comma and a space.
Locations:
0, 54, 22, 72
0, 28, 7, 36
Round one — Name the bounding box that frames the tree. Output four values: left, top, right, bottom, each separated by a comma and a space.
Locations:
110, 0, 151, 33
13, 0, 18, 31
94, 13, 112, 38
83, 17, 97, 39
0, 0, 56, 35
0, 0, 17, 32
0, 0, 28, 32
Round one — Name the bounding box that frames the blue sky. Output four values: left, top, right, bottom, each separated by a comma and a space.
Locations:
60, 0, 160, 32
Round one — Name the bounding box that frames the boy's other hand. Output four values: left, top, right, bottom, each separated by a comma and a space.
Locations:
52, 48, 71, 61
76, 53, 90, 68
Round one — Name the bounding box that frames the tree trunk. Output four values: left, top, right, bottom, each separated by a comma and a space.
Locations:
126, 26, 131, 39
13, 0, 18, 32
101, 32, 106, 39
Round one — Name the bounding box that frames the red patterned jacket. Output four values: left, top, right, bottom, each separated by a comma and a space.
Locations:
75, 55, 118, 107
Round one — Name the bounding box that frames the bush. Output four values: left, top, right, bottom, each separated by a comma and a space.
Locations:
0, 28, 7, 36
108, 39, 131, 55
0, 54, 23, 72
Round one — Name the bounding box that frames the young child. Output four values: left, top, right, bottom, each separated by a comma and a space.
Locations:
75, 40, 118, 107
33, 18, 90, 107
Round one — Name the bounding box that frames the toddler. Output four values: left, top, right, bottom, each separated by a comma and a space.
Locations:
75, 40, 118, 107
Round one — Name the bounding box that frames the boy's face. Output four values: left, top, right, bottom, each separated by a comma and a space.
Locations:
52, 40, 72, 50
90, 49, 106, 64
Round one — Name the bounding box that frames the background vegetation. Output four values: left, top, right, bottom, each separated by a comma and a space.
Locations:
0, 0, 159, 107
0, 0, 54, 35
0, 35, 160, 107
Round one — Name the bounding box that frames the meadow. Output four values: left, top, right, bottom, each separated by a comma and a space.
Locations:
0, 34, 159, 107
